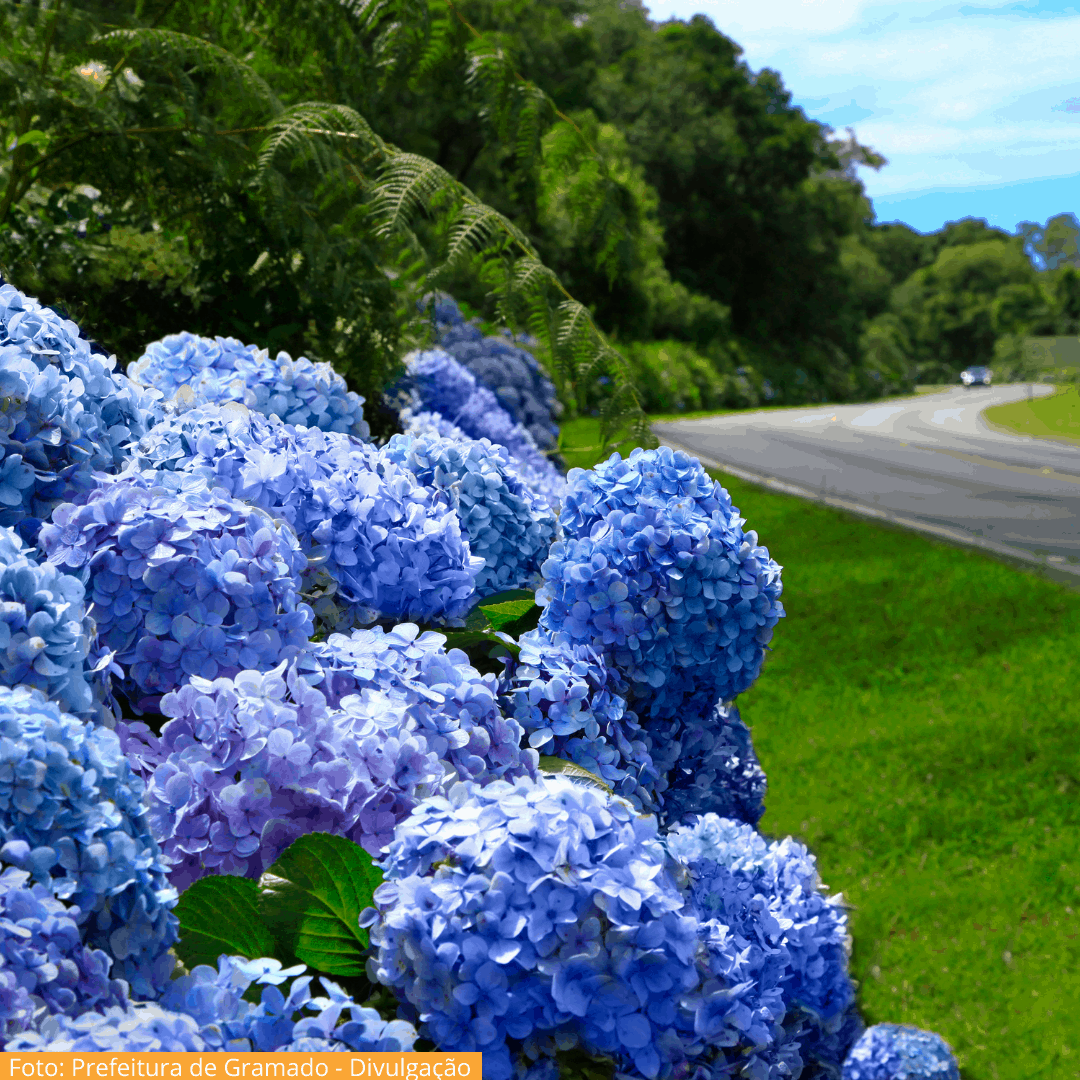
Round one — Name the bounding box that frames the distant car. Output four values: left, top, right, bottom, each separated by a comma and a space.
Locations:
961, 365, 992, 387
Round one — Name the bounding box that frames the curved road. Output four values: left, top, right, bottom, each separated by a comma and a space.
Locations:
653, 384, 1080, 576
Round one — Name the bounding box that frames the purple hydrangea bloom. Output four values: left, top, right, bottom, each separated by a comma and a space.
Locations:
384, 433, 557, 596
0, 284, 157, 538
38, 474, 313, 712
666, 814, 861, 1078
300, 623, 535, 787
119, 661, 446, 888
424, 294, 561, 452
401, 349, 565, 506
126, 404, 482, 630
842, 1024, 960, 1080
536, 446, 784, 722
366, 774, 697, 1080
0, 526, 109, 723
0, 866, 127, 1045
0, 685, 178, 999
129, 331, 370, 439
498, 628, 660, 811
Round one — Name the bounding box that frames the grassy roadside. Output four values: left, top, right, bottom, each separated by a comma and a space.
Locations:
562, 418, 1080, 1080
983, 383, 1080, 446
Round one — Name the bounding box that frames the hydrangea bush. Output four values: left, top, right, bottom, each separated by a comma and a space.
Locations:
0, 284, 155, 540
424, 294, 560, 452
125, 403, 482, 629
384, 432, 557, 596
0, 281, 957, 1073
129, 332, 370, 439
0, 685, 177, 999
39, 474, 313, 712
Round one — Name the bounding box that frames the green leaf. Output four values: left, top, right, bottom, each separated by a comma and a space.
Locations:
442, 628, 520, 658
11, 129, 48, 151
174, 876, 278, 971
538, 755, 613, 794
479, 591, 539, 632
258, 833, 382, 977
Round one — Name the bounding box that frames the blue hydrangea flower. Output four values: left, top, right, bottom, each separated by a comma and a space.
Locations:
38, 474, 313, 712
498, 628, 659, 811
400, 349, 565, 506
129, 331, 370, 439
536, 446, 784, 722
158, 956, 418, 1052
646, 700, 767, 828
423, 294, 561, 452
119, 661, 446, 888
0, 685, 178, 999
0, 866, 128, 1045
666, 814, 861, 1078
0, 525, 109, 722
300, 622, 535, 787
0, 284, 157, 539
366, 774, 697, 1080
126, 404, 482, 630
843, 1024, 960, 1080
7, 1003, 209, 1051
384, 433, 557, 596
10, 955, 418, 1052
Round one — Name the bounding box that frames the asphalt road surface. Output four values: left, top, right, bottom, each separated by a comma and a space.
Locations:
653, 383, 1080, 576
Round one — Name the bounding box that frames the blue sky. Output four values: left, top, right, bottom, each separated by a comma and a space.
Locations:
640, 0, 1080, 236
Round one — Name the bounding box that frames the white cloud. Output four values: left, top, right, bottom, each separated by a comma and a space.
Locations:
643, 0, 871, 34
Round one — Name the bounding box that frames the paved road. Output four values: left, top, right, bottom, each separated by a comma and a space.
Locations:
653, 384, 1080, 575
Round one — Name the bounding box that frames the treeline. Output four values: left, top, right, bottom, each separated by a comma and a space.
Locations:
2, 0, 1077, 422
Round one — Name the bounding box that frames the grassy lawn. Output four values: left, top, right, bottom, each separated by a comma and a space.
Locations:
983, 384, 1080, 446
562, 419, 1080, 1080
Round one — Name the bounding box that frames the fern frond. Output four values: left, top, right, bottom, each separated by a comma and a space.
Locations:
94, 28, 281, 113
256, 102, 383, 182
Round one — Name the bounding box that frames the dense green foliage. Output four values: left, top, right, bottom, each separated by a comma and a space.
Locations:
6, 0, 1080, 425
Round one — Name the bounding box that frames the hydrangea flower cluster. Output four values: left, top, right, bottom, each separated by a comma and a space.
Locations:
401, 349, 566, 507
537, 446, 784, 721
119, 661, 445, 888
300, 623, 534, 786
39, 475, 313, 712
0, 526, 102, 722
0, 686, 178, 999
385, 433, 557, 596
646, 701, 767, 828
367, 774, 697, 1080
842, 1023, 961, 1080
129, 332, 370, 439
666, 814, 861, 1077
126, 404, 482, 629
498, 628, 659, 811
0, 284, 155, 539
425, 294, 560, 452
0, 867, 128, 1044
9, 957, 418, 1052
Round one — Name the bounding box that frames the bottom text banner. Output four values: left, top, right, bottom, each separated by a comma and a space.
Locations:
2, 1054, 481, 1080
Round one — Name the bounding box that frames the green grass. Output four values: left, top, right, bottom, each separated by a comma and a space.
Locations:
983, 384, 1080, 446
561, 419, 1080, 1080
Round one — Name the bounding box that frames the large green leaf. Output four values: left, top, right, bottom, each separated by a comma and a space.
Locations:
479, 591, 537, 630
538, 755, 613, 794
258, 833, 382, 977
174, 876, 278, 971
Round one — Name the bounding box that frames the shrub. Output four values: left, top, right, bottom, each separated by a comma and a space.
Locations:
129, 332, 370, 439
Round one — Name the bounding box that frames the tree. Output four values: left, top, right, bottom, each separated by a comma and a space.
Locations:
890, 239, 1041, 377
